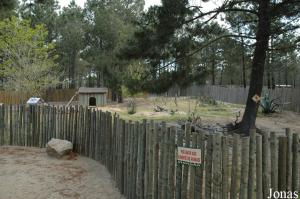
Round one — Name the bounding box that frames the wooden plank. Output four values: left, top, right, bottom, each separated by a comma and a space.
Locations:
247, 129, 256, 199
129, 122, 135, 199
123, 121, 129, 197
168, 126, 176, 199
292, 133, 299, 192
262, 132, 270, 199
181, 123, 191, 199
189, 132, 196, 199
160, 123, 169, 199
205, 134, 213, 199
194, 133, 202, 199
270, 132, 278, 190
239, 136, 249, 199
230, 134, 240, 199
153, 123, 160, 199
25, 105, 30, 146
145, 122, 151, 199
278, 136, 287, 191
120, 119, 126, 194
137, 120, 146, 198
9, 105, 12, 145
175, 130, 183, 199
256, 135, 263, 199
286, 128, 293, 191
0, 105, 4, 146
199, 132, 205, 199
212, 134, 222, 199
221, 136, 229, 199
132, 121, 139, 199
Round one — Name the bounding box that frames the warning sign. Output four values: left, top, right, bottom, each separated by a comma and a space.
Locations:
252, 94, 261, 103
177, 147, 201, 166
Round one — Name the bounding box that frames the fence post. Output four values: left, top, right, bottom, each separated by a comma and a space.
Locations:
0, 105, 4, 145
248, 129, 256, 199
175, 129, 183, 199
160, 122, 169, 199
270, 131, 278, 190
181, 123, 191, 199
262, 132, 271, 199
221, 136, 229, 199
278, 136, 287, 191
286, 128, 293, 191
205, 134, 213, 199
230, 134, 240, 199
153, 123, 159, 199
256, 134, 263, 199
239, 136, 249, 199
145, 121, 151, 199
212, 134, 222, 199
137, 119, 146, 199
292, 133, 299, 192
167, 126, 176, 199
120, 119, 126, 194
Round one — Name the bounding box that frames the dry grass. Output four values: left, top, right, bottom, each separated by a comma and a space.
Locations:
99, 97, 243, 123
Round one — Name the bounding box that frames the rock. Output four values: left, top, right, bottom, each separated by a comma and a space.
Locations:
46, 138, 73, 157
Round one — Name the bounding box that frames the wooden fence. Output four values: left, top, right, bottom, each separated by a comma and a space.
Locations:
165, 85, 300, 112
0, 89, 77, 104
0, 104, 299, 198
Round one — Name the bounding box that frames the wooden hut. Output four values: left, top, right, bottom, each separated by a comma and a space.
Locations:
78, 87, 108, 106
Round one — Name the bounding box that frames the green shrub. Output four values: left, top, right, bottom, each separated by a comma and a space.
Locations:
127, 98, 137, 114
260, 93, 279, 114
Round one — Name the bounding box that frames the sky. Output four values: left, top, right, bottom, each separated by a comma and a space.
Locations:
58, 0, 161, 10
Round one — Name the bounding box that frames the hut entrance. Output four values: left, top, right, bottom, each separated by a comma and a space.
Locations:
89, 97, 96, 106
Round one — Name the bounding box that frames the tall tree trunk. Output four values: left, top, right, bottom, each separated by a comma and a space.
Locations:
96, 71, 102, 87
266, 47, 271, 89
241, 37, 247, 88
271, 72, 275, 89
69, 50, 77, 89
285, 54, 288, 86
211, 55, 215, 85
219, 65, 224, 85
239, 0, 271, 135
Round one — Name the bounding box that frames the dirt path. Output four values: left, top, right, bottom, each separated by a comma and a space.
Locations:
0, 146, 124, 199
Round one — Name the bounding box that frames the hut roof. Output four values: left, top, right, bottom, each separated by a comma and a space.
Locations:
78, 87, 108, 94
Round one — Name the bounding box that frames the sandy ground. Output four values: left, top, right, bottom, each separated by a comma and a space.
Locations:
0, 146, 124, 199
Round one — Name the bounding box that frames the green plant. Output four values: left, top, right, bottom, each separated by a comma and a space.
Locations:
127, 98, 137, 114
198, 96, 217, 105
260, 93, 280, 114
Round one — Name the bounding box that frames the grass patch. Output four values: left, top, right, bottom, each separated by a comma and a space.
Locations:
100, 97, 244, 123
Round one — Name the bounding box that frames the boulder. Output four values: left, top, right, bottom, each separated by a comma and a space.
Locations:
46, 138, 73, 157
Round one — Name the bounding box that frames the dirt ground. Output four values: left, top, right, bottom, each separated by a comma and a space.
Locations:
0, 146, 124, 199
99, 97, 300, 134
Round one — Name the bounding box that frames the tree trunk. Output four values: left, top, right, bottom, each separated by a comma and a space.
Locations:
219, 65, 224, 85
241, 37, 247, 88
266, 48, 271, 89
285, 55, 288, 86
211, 55, 215, 85
238, 0, 271, 135
117, 87, 123, 103
96, 71, 102, 87
69, 50, 77, 89
271, 72, 275, 89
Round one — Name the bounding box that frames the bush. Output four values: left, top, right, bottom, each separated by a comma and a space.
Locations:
127, 98, 137, 114
197, 96, 217, 105
260, 93, 279, 114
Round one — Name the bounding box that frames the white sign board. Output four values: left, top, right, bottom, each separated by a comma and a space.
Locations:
177, 147, 201, 166
27, 97, 41, 105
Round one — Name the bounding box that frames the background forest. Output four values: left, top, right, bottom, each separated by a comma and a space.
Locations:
0, 0, 299, 102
